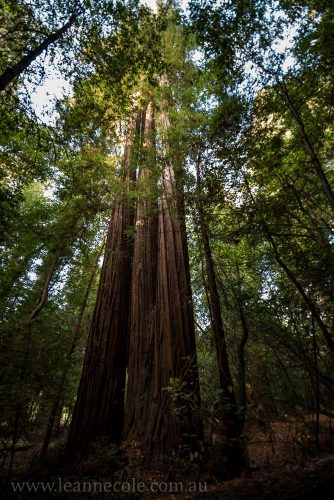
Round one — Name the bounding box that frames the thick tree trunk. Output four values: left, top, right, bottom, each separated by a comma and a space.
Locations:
65, 119, 137, 462
124, 103, 159, 446
195, 158, 245, 474
0, 14, 76, 91
125, 103, 202, 465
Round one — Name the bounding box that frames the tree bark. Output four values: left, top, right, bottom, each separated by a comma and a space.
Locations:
0, 14, 76, 91
195, 157, 245, 474
124, 102, 159, 447
125, 102, 202, 465
311, 314, 320, 447
65, 118, 138, 462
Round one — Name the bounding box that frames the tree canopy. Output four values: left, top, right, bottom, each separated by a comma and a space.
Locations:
1, 0, 334, 496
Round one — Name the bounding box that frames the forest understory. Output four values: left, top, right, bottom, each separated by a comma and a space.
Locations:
1, 414, 334, 498
1, 0, 334, 498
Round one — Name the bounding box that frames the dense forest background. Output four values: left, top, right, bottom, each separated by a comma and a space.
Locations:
1, 0, 334, 498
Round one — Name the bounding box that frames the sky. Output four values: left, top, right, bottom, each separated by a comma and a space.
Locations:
29, 65, 72, 124
28, 0, 295, 124
29, 0, 189, 123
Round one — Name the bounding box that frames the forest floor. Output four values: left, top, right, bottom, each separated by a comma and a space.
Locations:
1, 414, 334, 499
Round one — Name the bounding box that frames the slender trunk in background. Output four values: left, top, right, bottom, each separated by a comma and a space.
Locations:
267, 227, 334, 353
245, 177, 334, 354
195, 158, 245, 474
65, 118, 138, 462
275, 79, 334, 215
0, 14, 76, 91
235, 262, 249, 430
236, 304, 249, 429
53, 396, 64, 435
311, 314, 320, 447
40, 244, 103, 459
8, 254, 58, 477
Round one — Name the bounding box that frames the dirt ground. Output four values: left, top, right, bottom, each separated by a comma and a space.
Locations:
1, 414, 334, 499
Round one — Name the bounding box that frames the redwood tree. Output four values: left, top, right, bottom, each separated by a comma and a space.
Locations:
125, 97, 202, 464
65, 117, 138, 461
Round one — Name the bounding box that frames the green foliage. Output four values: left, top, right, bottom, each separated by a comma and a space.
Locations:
1, 0, 334, 476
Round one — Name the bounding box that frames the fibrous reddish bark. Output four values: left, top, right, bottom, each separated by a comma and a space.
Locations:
66, 95, 202, 464
124, 103, 159, 446
65, 119, 138, 461
125, 103, 202, 464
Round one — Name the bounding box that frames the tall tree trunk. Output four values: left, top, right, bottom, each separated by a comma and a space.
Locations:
65, 118, 137, 462
124, 102, 159, 446
195, 157, 245, 474
125, 102, 202, 465
0, 14, 76, 91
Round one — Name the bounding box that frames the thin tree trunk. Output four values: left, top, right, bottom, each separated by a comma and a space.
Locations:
311, 314, 320, 447
0, 14, 76, 91
245, 177, 334, 353
283, 179, 334, 264
236, 303, 249, 429
40, 245, 103, 459
65, 118, 138, 462
227, 259, 250, 430
53, 397, 64, 436
268, 230, 334, 352
29, 255, 58, 321
275, 78, 334, 215
8, 255, 58, 477
195, 157, 245, 474
249, 51, 334, 215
